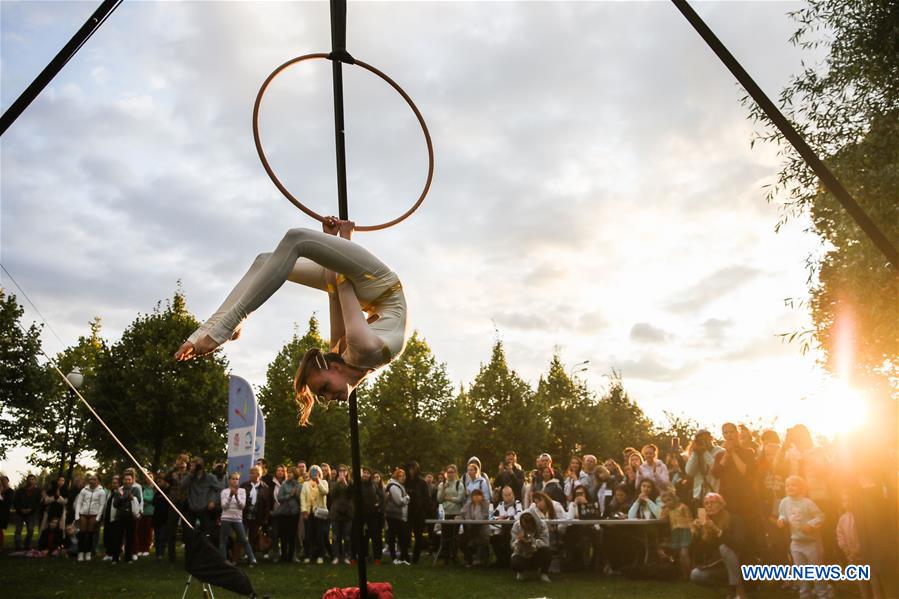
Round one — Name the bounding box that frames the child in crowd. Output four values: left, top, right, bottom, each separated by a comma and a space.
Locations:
36, 517, 65, 557
836, 490, 871, 599
778, 475, 829, 599
659, 489, 692, 579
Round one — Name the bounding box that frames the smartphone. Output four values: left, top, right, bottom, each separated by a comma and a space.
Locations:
698, 507, 707, 524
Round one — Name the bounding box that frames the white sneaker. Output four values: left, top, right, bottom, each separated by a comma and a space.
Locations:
332, 557, 339, 565
78, 553, 85, 562
303, 558, 311, 564
142, 552, 150, 557
515, 572, 524, 581
343, 558, 351, 565
86, 553, 92, 561
316, 557, 324, 564
540, 573, 551, 583
102, 555, 112, 561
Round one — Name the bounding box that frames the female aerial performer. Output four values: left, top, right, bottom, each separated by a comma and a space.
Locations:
175, 218, 408, 424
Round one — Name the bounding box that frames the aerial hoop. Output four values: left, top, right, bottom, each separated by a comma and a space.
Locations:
253, 53, 434, 232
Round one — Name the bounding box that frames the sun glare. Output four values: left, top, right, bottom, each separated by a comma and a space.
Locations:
804, 379, 868, 438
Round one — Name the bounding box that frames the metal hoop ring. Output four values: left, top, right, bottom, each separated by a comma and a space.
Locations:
253, 53, 434, 232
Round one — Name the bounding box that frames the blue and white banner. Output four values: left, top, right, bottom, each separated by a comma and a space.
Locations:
254, 404, 266, 465
227, 375, 258, 484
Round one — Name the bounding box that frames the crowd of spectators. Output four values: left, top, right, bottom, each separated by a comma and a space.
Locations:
0, 422, 895, 599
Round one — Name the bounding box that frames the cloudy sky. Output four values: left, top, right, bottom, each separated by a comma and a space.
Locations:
2, 1, 850, 478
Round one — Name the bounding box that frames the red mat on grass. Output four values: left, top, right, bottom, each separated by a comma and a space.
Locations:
322, 582, 394, 599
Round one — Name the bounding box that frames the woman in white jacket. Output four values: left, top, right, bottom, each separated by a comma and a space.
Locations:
74, 473, 106, 561
219, 472, 256, 565
384, 468, 411, 564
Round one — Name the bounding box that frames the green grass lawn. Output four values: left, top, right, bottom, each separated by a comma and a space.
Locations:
0, 551, 794, 599
0, 524, 824, 599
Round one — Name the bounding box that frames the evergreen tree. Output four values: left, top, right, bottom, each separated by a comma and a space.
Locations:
537, 353, 601, 462
594, 370, 654, 460
360, 332, 459, 472
462, 341, 540, 474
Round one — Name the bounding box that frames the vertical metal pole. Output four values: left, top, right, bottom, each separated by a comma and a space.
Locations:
329, 1, 367, 597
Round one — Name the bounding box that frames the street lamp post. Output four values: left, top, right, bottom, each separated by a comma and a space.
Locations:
569, 359, 590, 378
60, 367, 84, 482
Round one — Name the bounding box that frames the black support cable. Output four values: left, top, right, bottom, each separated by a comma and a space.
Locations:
0, 0, 123, 137
328, 1, 368, 597
671, 0, 899, 272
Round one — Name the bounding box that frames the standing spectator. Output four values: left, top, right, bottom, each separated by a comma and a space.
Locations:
777, 424, 837, 561
738, 425, 759, 455
713, 423, 759, 559
623, 452, 643, 497
636, 444, 669, 492
115, 472, 141, 563
181, 458, 223, 539
13, 474, 41, 551
495, 451, 525, 502
66, 475, 84, 526
240, 466, 271, 559
300, 465, 329, 564
164, 454, 189, 562
256, 459, 270, 486
359, 467, 384, 564
685, 430, 723, 507
592, 465, 615, 515
0, 475, 13, 550
690, 493, 748, 599
529, 490, 567, 559
490, 485, 522, 568
580, 455, 600, 500
276, 467, 301, 563
539, 466, 566, 507
405, 461, 431, 564
462, 457, 493, 497
74, 473, 106, 561
563, 456, 589, 502
436, 464, 465, 564
665, 452, 691, 505
777, 476, 828, 599
757, 441, 789, 565
294, 462, 307, 558
329, 464, 354, 565
510, 511, 551, 582
459, 488, 491, 567
628, 480, 661, 520
151, 472, 170, 560
101, 475, 120, 560
384, 468, 411, 565
40, 476, 68, 532
463, 462, 492, 502
268, 464, 286, 560
219, 471, 256, 566
531, 453, 561, 493
135, 472, 155, 557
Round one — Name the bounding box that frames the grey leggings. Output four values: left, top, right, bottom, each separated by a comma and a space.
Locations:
192, 228, 400, 347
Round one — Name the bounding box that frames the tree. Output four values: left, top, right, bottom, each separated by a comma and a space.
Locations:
256, 315, 351, 467
0, 290, 53, 460
26, 318, 108, 481
92, 291, 229, 470
536, 353, 601, 462
746, 0, 898, 390
360, 332, 459, 472
461, 340, 540, 473
593, 370, 654, 461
